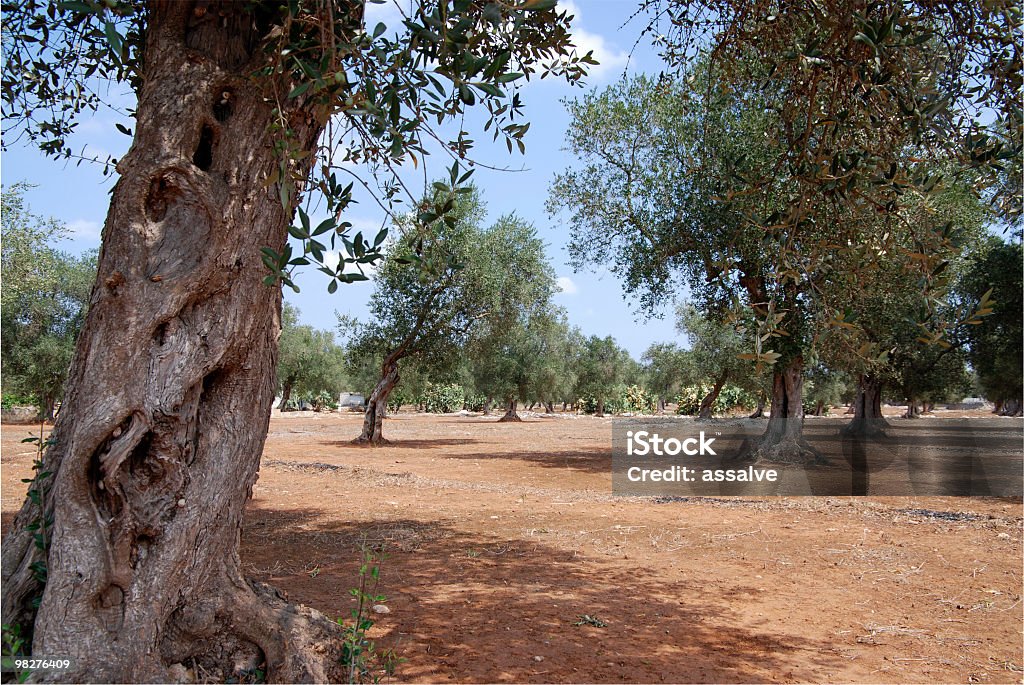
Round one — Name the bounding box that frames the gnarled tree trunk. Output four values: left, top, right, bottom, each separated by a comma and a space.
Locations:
841, 374, 888, 437
740, 356, 819, 463
354, 359, 399, 445
697, 370, 728, 420
498, 398, 521, 422
1, 3, 357, 681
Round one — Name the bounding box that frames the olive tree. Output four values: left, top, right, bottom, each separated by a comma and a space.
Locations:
1, 1, 589, 680
1, 184, 97, 419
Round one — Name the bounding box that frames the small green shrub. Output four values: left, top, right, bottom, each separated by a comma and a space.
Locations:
675, 384, 755, 415
620, 385, 656, 414
420, 383, 464, 413
386, 388, 411, 413
311, 391, 339, 412
462, 393, 486, 412
338, 545, 403, 684
579, 394, 624, 415
1, 393, 38, 411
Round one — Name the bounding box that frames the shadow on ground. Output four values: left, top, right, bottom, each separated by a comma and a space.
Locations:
241, 504, 843, 683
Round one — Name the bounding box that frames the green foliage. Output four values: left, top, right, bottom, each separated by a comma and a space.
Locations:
573, 336, 633, 414
278, 304, 347, 408
641, 343, 695, 404
956, 237, 1023, 409
3, 0, 593, 294
464, 218, 561, 408
803, 367, 852, 415
579, 393, 623, 416
462, 393, 487, 413
646, 1, 1021, 227
341, 185, 491, 394
1, 183, 95, 419
385, 387, 413, 414
620, 385, 656, 414
675, 385, 755, 416
1, 393, 38, 411
419, 383, 464, 414
1, 623, 29, 683
551, 7, 1017, 385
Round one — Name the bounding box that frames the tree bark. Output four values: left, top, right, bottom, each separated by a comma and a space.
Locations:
697, 371, 728, 420
354, 360, 399, 445
739, 356, 819, 463
595, 397, 605, 418
498, 398, 522, 422
482, 398, 492, 415
841, 374, 888, 437
1, 3, 359, 681
545, 401, 554, 414
904, 398, 920, 418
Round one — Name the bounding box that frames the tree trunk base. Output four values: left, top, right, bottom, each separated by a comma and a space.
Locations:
734, 435, 824, 465
840, 417, 890, 438
497, 414, 523, 422
351, 435, 390, 446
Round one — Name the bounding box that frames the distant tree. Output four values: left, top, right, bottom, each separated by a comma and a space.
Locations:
956, 237, 1023, 415
525, 312, 577, 413
574, 335, 633, 417
676, 304, 759, 419
341, 185, 491, 443
1, 183, 96, 419
814, 175, 989, 432
803, 363, 851, 417
276, 304, 346, 410
466, 218, 558, 421
641, 343, 695, 413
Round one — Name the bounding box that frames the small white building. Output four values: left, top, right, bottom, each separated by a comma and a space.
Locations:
339, 392, 366, 408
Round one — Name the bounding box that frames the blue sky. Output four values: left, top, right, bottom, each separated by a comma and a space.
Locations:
1, 1, 683, 359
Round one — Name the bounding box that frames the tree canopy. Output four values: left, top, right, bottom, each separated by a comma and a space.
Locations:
1, 183, 96, 418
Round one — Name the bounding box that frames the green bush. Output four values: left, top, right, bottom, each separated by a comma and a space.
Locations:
620, 385, 656, 414
579, 393, 624, 415
462, 393, 486, 412
387, 388, 413, 413
420, 383, 464, 413
1, 393, 38, 411
675, 384, 755, 415
311, 390, 338, 412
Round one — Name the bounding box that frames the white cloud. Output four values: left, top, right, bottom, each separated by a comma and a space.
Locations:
65, 219, 102, 240
560, 1, 628, 81
556, 275, 578, 295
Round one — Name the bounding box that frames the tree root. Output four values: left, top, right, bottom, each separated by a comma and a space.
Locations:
497, 414, 522, 422
222, 580, 348, 683
839, 417, 890, 439
733, 437, 825, 465
350, 435, 391, 446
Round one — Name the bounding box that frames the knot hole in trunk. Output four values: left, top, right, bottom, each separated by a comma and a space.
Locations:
192, 124, 216, 171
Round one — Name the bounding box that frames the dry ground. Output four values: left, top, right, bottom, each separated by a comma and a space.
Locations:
2, 410, 1022, 684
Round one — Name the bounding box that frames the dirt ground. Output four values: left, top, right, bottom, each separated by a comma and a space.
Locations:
2, 410, 1022, 684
